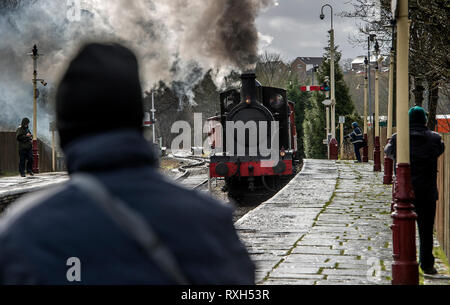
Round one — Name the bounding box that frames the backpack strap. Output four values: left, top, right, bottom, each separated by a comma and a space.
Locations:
70, 173, 189, 285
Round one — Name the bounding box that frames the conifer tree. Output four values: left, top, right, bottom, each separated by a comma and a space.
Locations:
303, 43, 360, 158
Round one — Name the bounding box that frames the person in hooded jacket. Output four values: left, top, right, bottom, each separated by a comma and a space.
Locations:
0, 43, 255, 284
16, 117, 34, 177
344, 122, 365, 163
385, 106, 445, 275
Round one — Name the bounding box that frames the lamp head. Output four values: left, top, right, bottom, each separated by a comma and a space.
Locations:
320, 13, 325, 20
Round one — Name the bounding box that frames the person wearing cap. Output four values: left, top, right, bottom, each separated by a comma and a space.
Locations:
385, 106, 445, 275
0, 43, 254, 284
344, 122, 364, 163
16, 118, 34, 177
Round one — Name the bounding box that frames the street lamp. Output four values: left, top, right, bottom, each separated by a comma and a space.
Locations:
384, 19, 396, 184
320, 4, 338, 160
363, 56, 369, 162
391, 0, 418, 285
373, 40, 381, 171
368, 33, 376, 128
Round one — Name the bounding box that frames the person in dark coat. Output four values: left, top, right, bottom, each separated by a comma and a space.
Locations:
385, 106, 445, 275
344, 122, 364, 163
0, 43, 255, 285
16, 118, 34, 177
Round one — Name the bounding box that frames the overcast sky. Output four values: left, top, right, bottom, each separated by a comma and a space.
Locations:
256, 0, 368, 62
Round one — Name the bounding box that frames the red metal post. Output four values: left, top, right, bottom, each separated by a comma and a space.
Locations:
390, 175, 396, 212
391, 163, 418, 285
328, 138, 338, 160
32, 139, 39, 173
362, 134, 368, 162
373, 136, 381, 171
383, 138, 394, 184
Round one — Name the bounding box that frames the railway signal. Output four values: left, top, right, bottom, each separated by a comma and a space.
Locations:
300, 85, 321, 92
299, 84, 330, 92
28, 44, 47, 174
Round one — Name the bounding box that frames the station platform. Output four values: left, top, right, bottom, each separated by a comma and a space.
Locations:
235, 159, 450, 285
0, 172, 68, 212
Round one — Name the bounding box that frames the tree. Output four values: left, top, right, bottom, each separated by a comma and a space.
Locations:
255, 52, 291, 88
303, 43, 358, 159
341, 0, 450, 131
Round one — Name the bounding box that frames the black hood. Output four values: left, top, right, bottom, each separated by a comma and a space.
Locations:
56, 43, 144, 149
21, 118, 30, 127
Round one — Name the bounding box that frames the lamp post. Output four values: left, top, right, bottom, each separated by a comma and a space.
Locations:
367, 34, 376, 143
391, 0, 418, 285
29, 44, 47, 174
320, 4, 338, 160
373, 40, 381, 171
384, 20, 396, 184
363, 57, 369, 162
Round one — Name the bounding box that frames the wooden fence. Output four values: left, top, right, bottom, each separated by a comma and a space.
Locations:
436, 133, 450, 261
0, 131, 65, 174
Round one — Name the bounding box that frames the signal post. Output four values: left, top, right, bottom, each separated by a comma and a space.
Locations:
29, 44, 47, 174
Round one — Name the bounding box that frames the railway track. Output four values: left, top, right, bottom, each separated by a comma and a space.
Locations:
170, 152, 302, 223
172, 153, 210, 191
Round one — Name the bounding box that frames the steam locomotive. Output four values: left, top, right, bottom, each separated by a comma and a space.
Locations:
207, 73, 298, 193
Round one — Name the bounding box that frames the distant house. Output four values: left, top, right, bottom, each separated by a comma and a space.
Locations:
351, 55, 386, 73
291, 57, 324, 80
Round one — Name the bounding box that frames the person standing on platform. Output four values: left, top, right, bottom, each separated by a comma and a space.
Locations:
385, 106, 445, 275
16, 117, 34, 177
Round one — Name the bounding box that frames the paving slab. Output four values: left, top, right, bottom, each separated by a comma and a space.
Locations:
235, 159, 397, 285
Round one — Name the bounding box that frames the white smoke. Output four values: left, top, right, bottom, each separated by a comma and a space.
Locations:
0, 0, 277, 142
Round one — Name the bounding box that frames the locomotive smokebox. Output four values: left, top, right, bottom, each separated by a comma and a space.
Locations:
240, 72, 257, 105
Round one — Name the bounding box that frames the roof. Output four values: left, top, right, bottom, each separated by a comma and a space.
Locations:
351, 55, 380, 65
294, 57, 324, 66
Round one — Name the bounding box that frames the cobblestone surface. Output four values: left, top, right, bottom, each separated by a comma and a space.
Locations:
236, 159, 396, 285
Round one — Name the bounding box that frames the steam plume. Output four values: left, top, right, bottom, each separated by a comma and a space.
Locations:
0, 0, 276, 142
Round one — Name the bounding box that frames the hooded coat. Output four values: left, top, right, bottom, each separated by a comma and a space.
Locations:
345, 122, 363, 144
16, 118, 32, 151
0, 130, 255, 284
384, 124, 445, 202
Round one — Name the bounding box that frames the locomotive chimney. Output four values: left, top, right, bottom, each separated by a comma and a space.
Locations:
240, 72, 257, 105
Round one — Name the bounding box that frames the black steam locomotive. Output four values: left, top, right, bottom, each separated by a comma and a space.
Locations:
207, 73, 298, 192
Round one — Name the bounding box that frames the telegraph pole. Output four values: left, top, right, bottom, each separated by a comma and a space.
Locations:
391, 0, 418, 285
